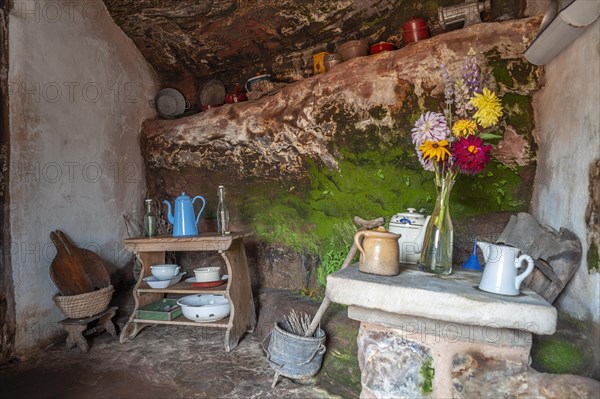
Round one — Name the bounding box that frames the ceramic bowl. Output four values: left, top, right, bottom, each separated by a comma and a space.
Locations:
338, 40, 368, 61
150, 264, 181, 280
143, 272, 185, 289
245, 74, 271, 92
194, 267, 221, 282
177, 294, 230, 322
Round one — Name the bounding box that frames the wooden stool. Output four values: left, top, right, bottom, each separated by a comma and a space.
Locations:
59, 306, 118, 353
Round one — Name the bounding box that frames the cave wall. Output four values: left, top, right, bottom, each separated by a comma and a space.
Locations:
7, 0, 158, 353
532, 18, 600, 322
103, 0, 529, 108
142, 18, 542, 289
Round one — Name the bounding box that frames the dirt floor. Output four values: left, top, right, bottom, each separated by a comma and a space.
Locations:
0, 325, 340, 399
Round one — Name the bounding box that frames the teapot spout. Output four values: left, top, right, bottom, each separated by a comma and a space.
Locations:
163, 200, 174, 225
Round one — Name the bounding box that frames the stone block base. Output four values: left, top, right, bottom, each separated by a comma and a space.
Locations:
353, 307, 532, 398
354, 312, 600, 398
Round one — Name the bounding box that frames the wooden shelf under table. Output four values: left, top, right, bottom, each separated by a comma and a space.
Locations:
137, 280, 227, 294
134, 315, 230, 328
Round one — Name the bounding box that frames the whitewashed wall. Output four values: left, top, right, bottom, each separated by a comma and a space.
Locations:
8, 0, 158, 352
532, 18, 600, 322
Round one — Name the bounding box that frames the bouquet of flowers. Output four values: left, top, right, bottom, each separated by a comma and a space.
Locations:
412, 49, 503, 181
411, 48, 504, 273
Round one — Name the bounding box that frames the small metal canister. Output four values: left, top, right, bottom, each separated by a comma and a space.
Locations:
324, 53, 343, 71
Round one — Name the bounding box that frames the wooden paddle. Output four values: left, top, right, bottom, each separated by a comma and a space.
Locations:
49, 231, 94, 296
56, 231, 111, 291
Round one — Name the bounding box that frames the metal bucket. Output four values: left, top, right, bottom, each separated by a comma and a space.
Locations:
266, 320, 326, 380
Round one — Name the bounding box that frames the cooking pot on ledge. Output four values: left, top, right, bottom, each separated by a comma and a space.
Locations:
338, 39, 369, 61
402, 16, 429, 45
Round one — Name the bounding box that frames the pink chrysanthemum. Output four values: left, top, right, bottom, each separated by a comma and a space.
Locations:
452, 135, 492, 174
411, 112, 449, 147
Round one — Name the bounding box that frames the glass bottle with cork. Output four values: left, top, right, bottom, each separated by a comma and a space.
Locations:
217, 185, 230, 236
143, 199, 158, 237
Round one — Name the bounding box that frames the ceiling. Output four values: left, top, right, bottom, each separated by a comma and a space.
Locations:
103, 0, 526, 96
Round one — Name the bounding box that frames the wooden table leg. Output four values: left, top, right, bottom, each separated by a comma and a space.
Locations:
119, 251, 165, 343
221, 237, 256, 351
119, 320, 154, 343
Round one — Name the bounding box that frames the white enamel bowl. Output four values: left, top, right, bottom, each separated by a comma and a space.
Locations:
193, 267, 221, 282
150, 264, 180, 280
177, 294, 230, 322
143, 272, 185, 289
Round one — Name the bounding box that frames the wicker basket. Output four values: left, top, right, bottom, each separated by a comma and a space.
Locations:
54, 285, 114, 319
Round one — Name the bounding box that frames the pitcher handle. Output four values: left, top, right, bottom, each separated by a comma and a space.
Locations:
192, 196, 206, 225
515, 254, 535, 290
354, 231, 366, 258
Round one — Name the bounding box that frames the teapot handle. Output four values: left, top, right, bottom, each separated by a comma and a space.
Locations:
192, 196, 206, 225
354, 231, 366, 258
514, 254, 535, 290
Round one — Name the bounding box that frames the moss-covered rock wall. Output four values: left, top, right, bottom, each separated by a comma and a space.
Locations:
142, 18, 543, 290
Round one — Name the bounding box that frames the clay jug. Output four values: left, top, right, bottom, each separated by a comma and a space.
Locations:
354, 228, 401, 276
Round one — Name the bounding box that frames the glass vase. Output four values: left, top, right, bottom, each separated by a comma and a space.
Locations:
419, 174, 455, 274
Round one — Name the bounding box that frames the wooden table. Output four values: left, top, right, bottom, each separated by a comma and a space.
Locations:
119, 233, 256, 351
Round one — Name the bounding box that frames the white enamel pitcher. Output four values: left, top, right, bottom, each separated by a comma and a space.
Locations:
477, 241, 535, 296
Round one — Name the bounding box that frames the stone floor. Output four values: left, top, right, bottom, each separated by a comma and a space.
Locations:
1, 288, 597, 399
0, 289, 361, 399
0, 325, 342, 399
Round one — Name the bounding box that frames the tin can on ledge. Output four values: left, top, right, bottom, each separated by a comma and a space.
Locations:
313, 52, 329, 75
402, 16, 430, 45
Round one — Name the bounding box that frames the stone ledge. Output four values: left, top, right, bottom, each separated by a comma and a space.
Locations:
326, 264, 557, 334
141, 18, 541, 180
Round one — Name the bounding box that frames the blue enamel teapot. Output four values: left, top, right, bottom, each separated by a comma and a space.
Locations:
163, 192, 206, 237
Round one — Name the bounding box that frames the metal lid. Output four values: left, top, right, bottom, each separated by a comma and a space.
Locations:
389, 208, 427, 226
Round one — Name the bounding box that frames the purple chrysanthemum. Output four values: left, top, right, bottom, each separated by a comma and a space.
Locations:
411, 112, 450, 147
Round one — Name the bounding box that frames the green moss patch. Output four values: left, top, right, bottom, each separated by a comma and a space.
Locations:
420, 359, 435, 394
242, 135, 526, 289
531, 338, 585, 375
502, 93, 533, 137
587, 240, 599, 273
317, 322, 361, 397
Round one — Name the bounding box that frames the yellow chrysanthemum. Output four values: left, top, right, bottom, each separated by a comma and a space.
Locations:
452, 119, 478, 137
470, 87, 503, 128
419, 139, 451, 162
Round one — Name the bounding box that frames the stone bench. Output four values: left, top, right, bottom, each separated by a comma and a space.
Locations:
326, 265, 557, 398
